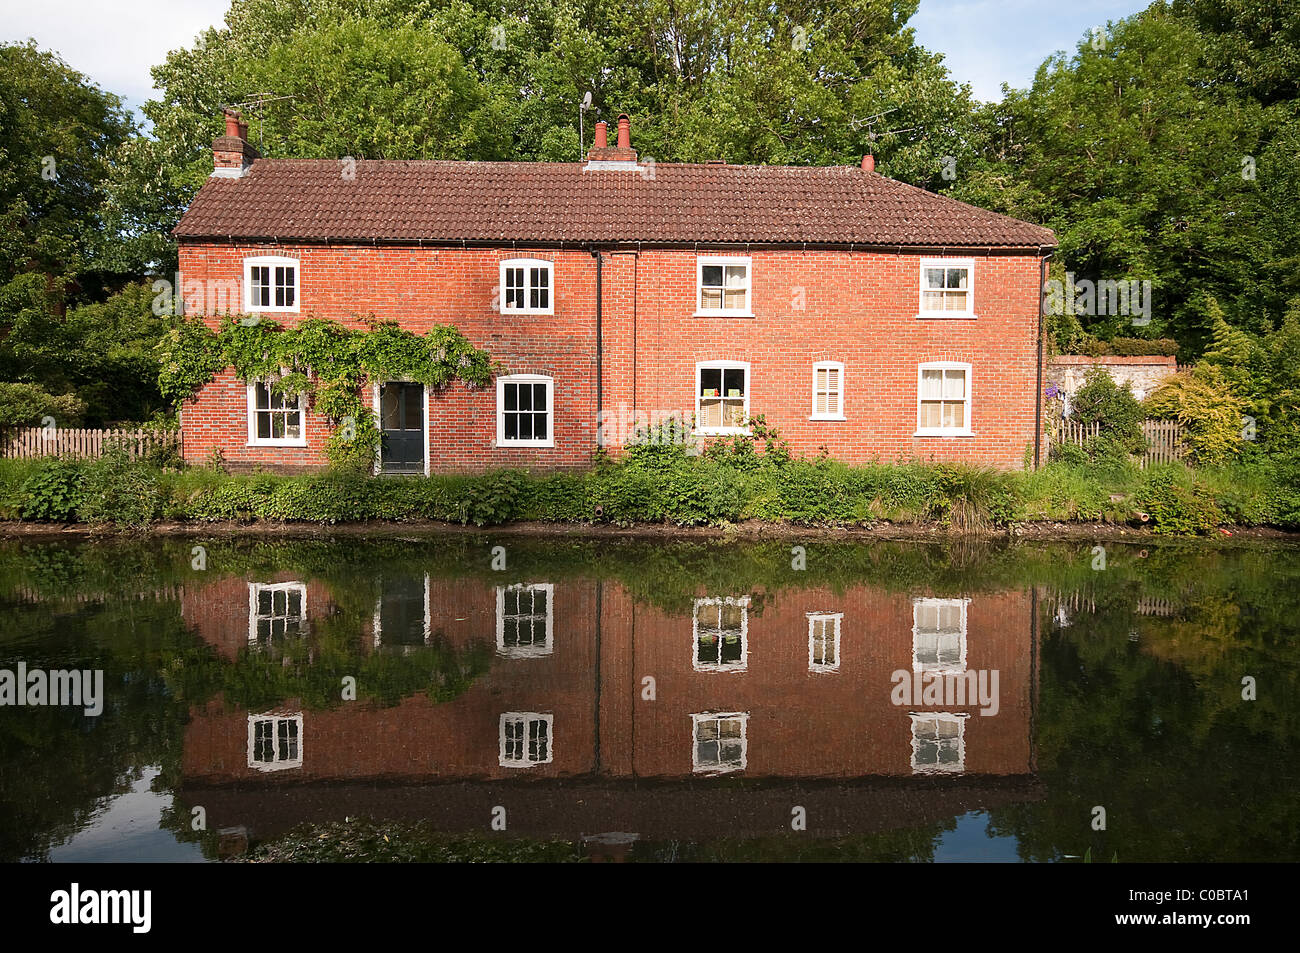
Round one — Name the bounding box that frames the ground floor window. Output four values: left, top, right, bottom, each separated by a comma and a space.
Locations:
917, 362, 972, 435
247, 713, 303, 771
247, 381, 307, 445
499, 712, 553, 767
808, 612, 842, 672
497, 375, 554, 447
696, 361, 749, 433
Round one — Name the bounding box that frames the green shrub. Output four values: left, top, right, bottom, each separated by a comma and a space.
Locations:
1071, 366, 1146, 455
18, 459, 85, 521
0, 382, 86, 428
78, 450, 164, 528
1143, 365, 1248, 465
1136, 468, 1223, 535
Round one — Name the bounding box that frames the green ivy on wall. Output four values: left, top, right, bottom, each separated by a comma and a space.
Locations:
157, 316, 496, 469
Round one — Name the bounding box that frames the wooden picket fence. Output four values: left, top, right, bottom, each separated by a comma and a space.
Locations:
1048, 418, 1186, 468
0, 426, 182, 461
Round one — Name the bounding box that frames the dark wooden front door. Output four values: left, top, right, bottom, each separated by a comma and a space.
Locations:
379, 382, 424, 474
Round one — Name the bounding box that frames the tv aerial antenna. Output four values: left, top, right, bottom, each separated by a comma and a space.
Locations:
228, 93, 296, 151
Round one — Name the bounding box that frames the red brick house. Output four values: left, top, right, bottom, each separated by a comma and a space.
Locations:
173, 111, 1056, 473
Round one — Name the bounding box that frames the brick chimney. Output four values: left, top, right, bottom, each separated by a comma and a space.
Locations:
212, 107, 261, 178
585, 112, 638, 166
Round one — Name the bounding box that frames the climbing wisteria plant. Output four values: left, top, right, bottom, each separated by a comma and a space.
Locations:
157, 316, 496, 469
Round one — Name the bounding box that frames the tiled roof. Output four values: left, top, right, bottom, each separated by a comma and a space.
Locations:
174, 158, 1057, 248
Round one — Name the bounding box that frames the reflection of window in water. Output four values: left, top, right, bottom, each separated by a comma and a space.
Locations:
248, 582, 307, 645
693, 597, 748, 672
499, 712, 553, 767
912, 598, 968, 673
910, 713, 966, 774
693, 712, 748, 774
373, 574, 430, 649
247, 713, 303, 771
496, 583, 554, 657
807, 612, 842, 673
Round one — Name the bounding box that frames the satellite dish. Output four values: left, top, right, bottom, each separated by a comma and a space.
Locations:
581, 91, 592, 110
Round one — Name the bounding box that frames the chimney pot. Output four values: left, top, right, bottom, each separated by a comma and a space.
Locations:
224, 108, 243, 139
594, 121, 607, 149
616, 113, 631, 149
861, 154, 875, 173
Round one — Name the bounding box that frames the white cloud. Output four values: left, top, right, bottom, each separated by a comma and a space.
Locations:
1, 0, 230, 114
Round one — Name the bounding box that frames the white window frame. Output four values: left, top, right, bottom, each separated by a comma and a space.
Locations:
909, 712, 967, 775
499, 258, 554, 315
496, 374, 555, 448
912, 597, 968, 673
917, 257, 975, 319
496, 583, 554, 658
247, 582, 308, 645
695, 256, 753, 316
243, 255, 300, 313
246, 381, 308, 447
807, 612, 842, 673
691, 712, 749, 774
247, 713, 304, 772
810, 361, 846, 420
694, 360, 750, 435
498, 712, 554, 767
692, 596, 749, 672
915, 361, 973, 437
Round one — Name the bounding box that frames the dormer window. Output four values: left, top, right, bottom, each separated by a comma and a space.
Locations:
243, 256, 299, 312
500, 258, 553, 314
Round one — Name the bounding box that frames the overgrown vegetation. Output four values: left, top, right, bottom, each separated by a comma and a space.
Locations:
3, 430, 1298, 536
157, 316, 496, 469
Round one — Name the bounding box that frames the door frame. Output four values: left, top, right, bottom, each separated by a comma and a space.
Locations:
372, 380, 430, 476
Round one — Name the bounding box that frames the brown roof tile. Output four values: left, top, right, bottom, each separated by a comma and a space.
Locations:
173, 159, 1057, 249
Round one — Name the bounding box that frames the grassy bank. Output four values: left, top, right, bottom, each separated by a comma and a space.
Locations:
3, 440, 1299, 535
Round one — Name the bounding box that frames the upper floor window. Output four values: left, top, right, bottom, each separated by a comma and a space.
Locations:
496, 583, 554, 657
499, 712, 553, 767
500, 258, 553, 314
910, 713, 966, 775
697, 256, 752, 315
916, 362, 972, 436
496, 374, 554, 447
247, 381, 307, 446
692, 712, 748, 774
247, 713, 303, 771
243, 256, 299, 313
696, 361, 749, 434
811, 361, 845, 420
919, 258, 974, 317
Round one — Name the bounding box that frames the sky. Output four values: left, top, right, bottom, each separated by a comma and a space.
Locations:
1, 0, 1149, 117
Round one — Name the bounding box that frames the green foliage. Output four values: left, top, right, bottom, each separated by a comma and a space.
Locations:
77, 448, 165, 529
1070, 366, 1146, 456
1136, 467, 1223, 535
1144, 364, 1248, 465
244, 818, 582, 863
158, 316, 496, 468
0, 382, 86, 427
17, 460, 84, 521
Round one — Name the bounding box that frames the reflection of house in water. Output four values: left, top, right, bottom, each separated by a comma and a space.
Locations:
178, 573, 1039, 840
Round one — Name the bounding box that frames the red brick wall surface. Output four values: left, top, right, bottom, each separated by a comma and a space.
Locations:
177, 242, 1043, 471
